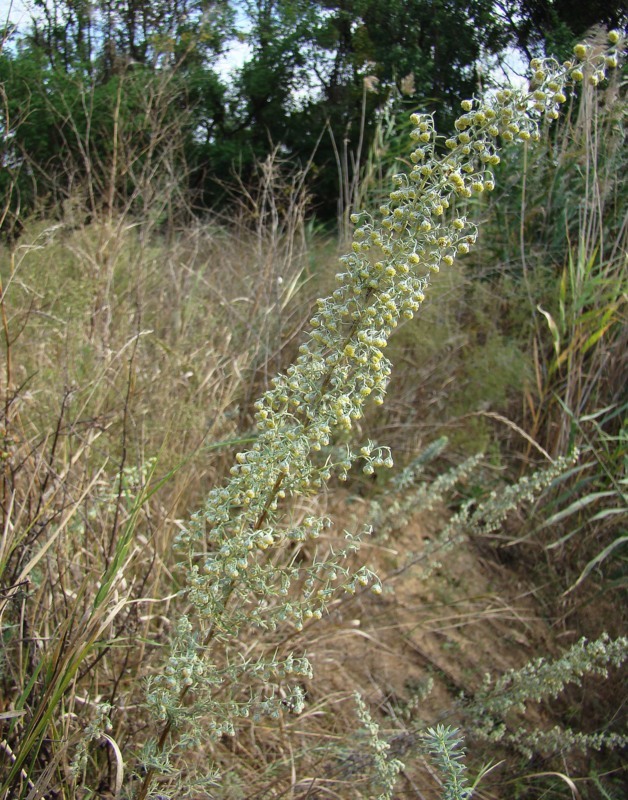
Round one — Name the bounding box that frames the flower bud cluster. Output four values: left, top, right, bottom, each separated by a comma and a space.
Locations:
360, 441, 393, 475
570, 29, 623, 84
146, 615, 312, 733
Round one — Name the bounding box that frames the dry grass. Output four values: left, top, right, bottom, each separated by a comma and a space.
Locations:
0, 203, 325, 797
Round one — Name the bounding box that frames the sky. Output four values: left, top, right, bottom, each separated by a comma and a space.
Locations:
2, 0, 32, 27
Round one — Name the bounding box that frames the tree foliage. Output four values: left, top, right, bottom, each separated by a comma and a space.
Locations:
0, 0, 623, 230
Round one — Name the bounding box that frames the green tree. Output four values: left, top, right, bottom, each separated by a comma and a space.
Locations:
2, 0, 624, 229
0, 2, 233, 225
496, 0, 626, 59
236, 0, 512, 219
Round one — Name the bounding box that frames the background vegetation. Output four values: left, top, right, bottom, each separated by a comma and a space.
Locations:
1, 0, 626, 231
0, 3, 626, 799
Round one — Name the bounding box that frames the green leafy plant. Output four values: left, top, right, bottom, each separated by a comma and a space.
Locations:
423, 725, 474, 800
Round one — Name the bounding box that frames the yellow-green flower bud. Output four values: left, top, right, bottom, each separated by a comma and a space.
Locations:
571, 68, 584, 81
461, 99, 473, 111
608, 30, 620, 44
449, 171, 464, 188
573, 43, 587, 60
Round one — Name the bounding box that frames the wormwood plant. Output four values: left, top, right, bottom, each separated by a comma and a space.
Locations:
348, 711, 477, 800
130, 33, 626, 799
353, 694, 404, 800
468, 633, 628, 756
423, 726, 474, 800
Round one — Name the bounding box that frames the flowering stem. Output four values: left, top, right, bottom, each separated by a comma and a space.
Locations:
139, 32, 624, 794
